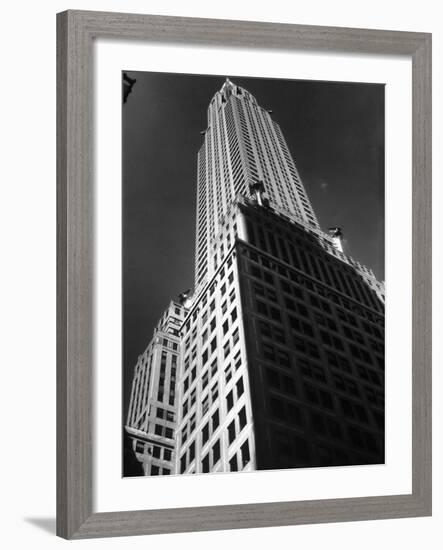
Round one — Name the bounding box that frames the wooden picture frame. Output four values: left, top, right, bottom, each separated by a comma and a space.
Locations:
56, 9, 432, 539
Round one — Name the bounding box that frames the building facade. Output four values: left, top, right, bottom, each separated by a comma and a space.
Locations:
125, 79, 385, 476
126, 301, 185, 475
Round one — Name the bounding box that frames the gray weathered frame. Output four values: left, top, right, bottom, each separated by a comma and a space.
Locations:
56, 9, 432, 540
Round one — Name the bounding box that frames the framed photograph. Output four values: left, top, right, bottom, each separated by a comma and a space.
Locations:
57, 10, 432, 539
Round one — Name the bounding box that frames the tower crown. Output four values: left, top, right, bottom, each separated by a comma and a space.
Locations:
221, 77, 234, 91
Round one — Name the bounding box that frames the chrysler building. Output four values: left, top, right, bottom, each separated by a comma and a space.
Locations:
126, 79, 385, 476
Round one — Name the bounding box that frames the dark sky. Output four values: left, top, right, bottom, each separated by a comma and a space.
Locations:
122, 72, 385, 414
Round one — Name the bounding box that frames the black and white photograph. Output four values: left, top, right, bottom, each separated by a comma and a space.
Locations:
122, 72, 385, 477
2, 0, 437, 546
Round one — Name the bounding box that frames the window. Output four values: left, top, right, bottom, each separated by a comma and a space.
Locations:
321, 330, 343, 351
223, 341, 230, 358
327, 417, 342, 438
202, 395, 209, 416
256, 300, 267, 315
151, 465, 160, 476
210, 359, 218, 378
239, 406, 247, 430
135, 441, 145, 454
281, 280, 291, 294
364, 387, 384, 408
241, 440, 250, 467
189, 413, 196, 433
293, 435, 310, 462
202, 311, 208, 326
251, 265, 261, 279
270, 397, 285, 420
259, 320, 272, 339
229, 455, 238, 472
232, 328, 239, 345
191, 345, 197, 360
224, 364, 232, 383
304, 385, 334, 410
282, 374, 295, 394
202, 422, 209, 445
202, 370, 209, 391
163, 449, 172, 461
275, 430, 292, 458
340, 398, 369, 423
327, 351, 352, 373
228, 419, 236, 444
274, 327, 285, 344
270, 307, 281, 322
236, 377, 244, 398
202, 454, 210, 473
230, 307, 237, 322
184, 360, 190, 378
299, 359, 326, 383
212, 440, 221, 465
312, 412, 326, 435
267, 368, 279, 388
333, 373, 359, 396
288, 402, 303, 425
289, 315, 313, 337
263, 343, 275, 361
211, 382, 218, 402
210, 336, 217, 353
212, 409, 220, 431
189, 441, 195, 462
226, 390, 234, 411
254, 282, 265, 297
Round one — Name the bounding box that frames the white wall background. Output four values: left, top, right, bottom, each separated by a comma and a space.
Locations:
0, 1, 440, 548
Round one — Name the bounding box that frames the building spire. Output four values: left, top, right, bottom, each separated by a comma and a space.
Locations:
221, 77, 235, 94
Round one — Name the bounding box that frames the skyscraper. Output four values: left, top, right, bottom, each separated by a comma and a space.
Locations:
125, 78, 385, 476
125, 301, 186, 475
195, 79, 320, 296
